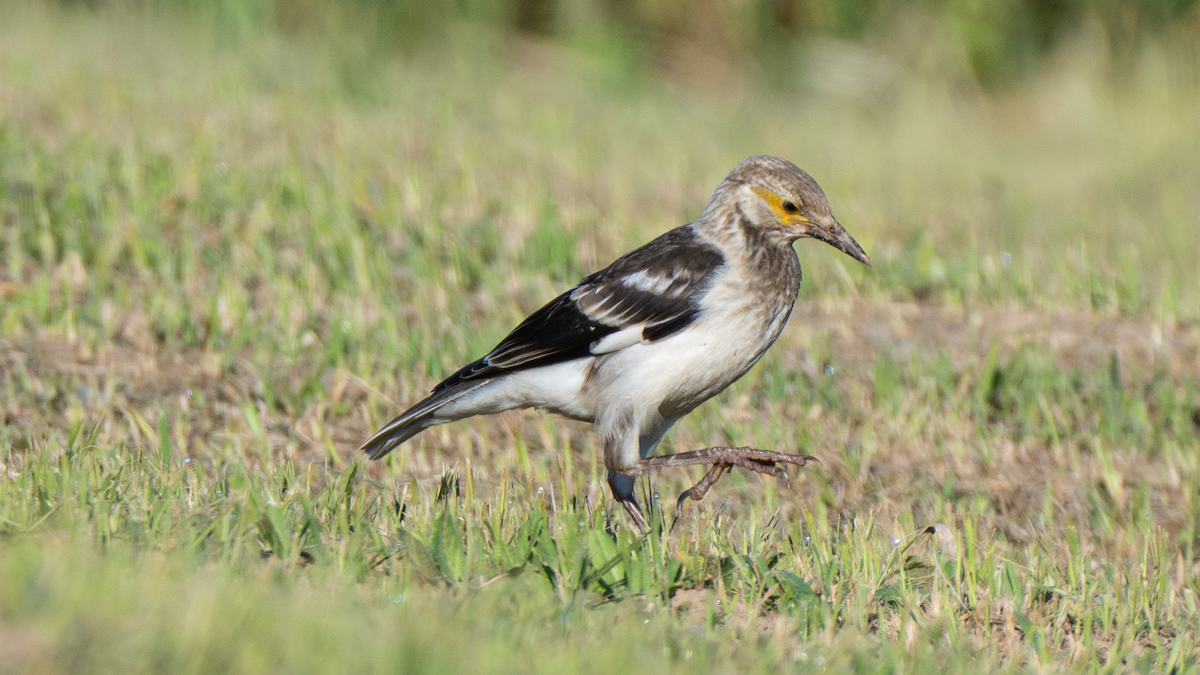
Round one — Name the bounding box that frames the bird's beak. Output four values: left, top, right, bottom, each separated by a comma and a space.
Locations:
811, 216, 870, 265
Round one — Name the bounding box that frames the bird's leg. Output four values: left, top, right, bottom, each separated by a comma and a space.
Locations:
606, 470, 647, 530
636, 446, 816, 475
631, 446, 817, 514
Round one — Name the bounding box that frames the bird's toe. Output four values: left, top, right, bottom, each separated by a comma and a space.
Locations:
607, 470, 647, 529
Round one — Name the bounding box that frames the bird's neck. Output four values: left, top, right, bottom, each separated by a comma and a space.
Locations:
721, 212, 804, 300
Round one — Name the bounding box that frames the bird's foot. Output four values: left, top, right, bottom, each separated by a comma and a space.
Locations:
609, 448, 817, 528
607, 470, 648, 530
635, 446, 818, 517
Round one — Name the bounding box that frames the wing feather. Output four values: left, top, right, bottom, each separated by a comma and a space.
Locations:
433, 225, 723, 392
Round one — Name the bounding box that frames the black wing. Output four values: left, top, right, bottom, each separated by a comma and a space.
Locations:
433, 225, 724, 392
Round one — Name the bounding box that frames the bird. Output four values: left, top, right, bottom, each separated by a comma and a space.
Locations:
360, 155, 870, 528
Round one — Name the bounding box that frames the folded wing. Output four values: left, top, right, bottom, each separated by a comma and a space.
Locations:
434, 225, 725, 391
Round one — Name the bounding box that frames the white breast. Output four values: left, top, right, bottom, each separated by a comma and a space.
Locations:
587, 271, 793, 420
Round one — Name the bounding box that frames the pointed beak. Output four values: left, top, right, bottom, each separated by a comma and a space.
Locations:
812, 216, 870, 265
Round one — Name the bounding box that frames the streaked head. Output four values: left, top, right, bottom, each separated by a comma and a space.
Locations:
710, 155, 869, 264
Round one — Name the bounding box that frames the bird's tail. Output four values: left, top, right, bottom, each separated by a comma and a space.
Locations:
358, 379, 492, 460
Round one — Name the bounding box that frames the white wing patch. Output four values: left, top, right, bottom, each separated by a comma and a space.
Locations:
570, 285, 639, 326
589, 324, 646, 354
569, 266, 697, 329
619, 269, 677, 295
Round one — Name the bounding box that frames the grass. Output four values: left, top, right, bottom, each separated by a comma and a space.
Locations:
2, 2, 1200, 673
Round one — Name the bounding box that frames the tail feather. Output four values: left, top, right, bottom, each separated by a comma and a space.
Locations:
359, 380, 492, 459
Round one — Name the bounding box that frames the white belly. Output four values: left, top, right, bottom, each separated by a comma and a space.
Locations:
589, 295, 790, 420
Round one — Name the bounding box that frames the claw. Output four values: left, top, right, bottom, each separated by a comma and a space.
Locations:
674, 491, 691, 516
622, 499, 648, 530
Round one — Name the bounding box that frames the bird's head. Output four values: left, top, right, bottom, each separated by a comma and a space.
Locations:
714, 155, 870, 265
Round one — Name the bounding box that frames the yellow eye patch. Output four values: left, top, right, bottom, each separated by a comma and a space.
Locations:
750, 186, 808, 222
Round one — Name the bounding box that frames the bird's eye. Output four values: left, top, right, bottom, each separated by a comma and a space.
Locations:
782, 201, 800, 214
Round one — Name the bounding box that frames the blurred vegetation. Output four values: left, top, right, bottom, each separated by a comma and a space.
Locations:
51, 0, 1200, 84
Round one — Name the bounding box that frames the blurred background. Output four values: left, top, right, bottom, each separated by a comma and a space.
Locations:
78, 0, 1200, 86
243, 0, 1198, 85
3, 0, 1198, 319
